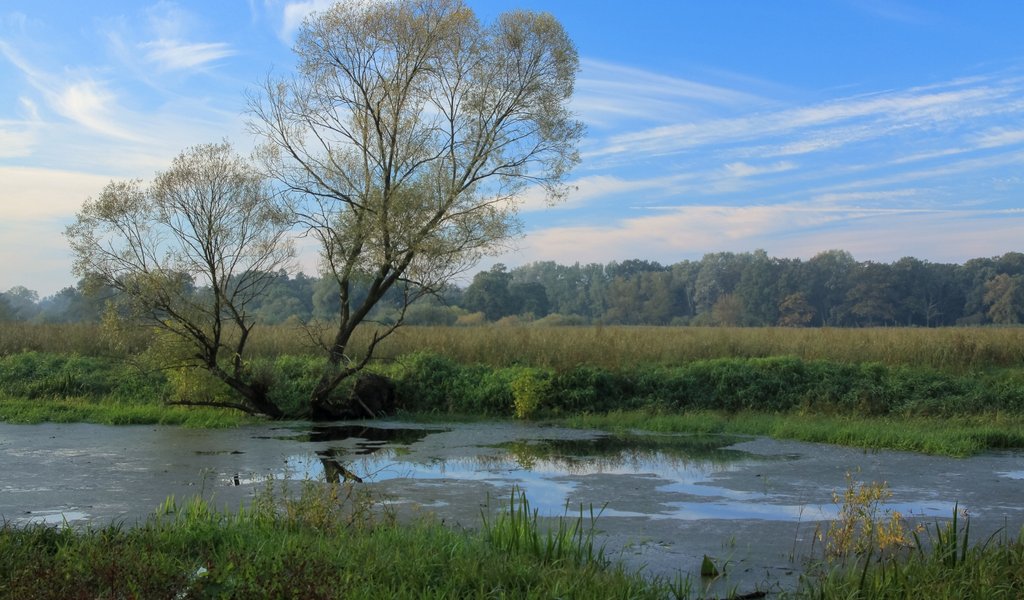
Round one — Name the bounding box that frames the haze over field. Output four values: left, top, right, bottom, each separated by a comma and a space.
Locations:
3, 1, 1024, 295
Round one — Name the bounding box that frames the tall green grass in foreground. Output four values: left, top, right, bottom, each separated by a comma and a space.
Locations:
0, 482, 672, 600
481, 487, 604, 568
6, 322, 1024, 371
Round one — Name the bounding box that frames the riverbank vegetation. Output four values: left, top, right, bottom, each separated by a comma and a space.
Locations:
0, 483, 673, 600
795, 477, 1024, 598
3, 323, 1024, 455
2, 478, 1022, 599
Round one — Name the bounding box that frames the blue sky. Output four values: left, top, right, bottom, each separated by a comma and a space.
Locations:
3, 1, 1024, 296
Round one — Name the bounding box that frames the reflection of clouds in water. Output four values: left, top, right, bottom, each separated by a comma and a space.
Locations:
282, 447, 798, 520
998, 471, 1024, 480
280, 443, 961, 523
16, 509, 90, 526
657, 480, 765, 501
586, 497, 956, 523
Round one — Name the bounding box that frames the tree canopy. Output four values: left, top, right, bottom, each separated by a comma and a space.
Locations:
65, 142, 293, 417
248, 0, 582, 415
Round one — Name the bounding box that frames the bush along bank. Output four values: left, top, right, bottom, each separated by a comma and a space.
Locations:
394, 351, 1024, 418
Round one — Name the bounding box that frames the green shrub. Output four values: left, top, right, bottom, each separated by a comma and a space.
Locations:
0, 352, 163, 401
548, 365, 634, 414
509, 368, 551, 419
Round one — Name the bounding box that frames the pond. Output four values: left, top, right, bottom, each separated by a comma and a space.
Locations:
2, 421, 1022, 593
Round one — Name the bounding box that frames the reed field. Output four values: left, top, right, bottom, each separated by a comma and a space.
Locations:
5, 322, 1024, 372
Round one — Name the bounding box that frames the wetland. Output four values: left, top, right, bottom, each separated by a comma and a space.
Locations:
4, 420, 1022, 594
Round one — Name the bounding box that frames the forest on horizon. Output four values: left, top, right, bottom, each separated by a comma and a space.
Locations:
4, 249, 1024, 328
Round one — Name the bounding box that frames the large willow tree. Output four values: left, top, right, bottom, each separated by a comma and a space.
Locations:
249, 0, 583, 417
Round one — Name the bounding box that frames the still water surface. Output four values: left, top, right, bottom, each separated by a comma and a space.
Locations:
2, 421, 1021, 590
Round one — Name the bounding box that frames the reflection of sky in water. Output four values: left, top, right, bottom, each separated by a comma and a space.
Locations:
282, 450, 769, 521
280, 442, 961, 523
999, 471, 1024, 480
16, 509, 90, 526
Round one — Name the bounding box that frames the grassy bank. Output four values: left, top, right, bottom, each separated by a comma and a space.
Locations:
795, 478, 1024, 599
559, 411, 1024, 457
0, 483, 676, 600
2, 350, 1024, 455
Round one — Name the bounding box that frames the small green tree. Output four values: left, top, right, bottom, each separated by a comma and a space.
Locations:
66, 142, 294, 418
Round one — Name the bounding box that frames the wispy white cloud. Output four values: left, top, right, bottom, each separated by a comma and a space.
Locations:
589, 81, 1016, 161
52, 80, 145, 141
144, 1, 195, 40
139, 39, 235, 71
509, 200, 1024, 269
811, 189, 924, 205
817, 148, 1024, 193
723, 161, 796, 178
0, 40, 145, 141
519, 173, 697, 213
972, 127, 1024, 149
573, 59, 768, 127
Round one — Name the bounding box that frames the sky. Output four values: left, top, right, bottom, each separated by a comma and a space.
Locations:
3, 1, 1024, 296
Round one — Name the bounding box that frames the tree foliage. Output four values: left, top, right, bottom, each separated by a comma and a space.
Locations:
65, 142, 293, 417
248, 0, 582, 414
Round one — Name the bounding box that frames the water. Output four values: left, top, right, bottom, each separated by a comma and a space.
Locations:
2, 421, 1022, 591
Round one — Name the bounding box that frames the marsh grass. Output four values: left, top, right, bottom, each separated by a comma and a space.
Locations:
799, 475, 1024, 598
0, 395, 256, 427
560, 410, 1024, 457
817, 474, 923, 560
480, 486, 605, 568
7, 322, 1024, 371
804, 509, 1024, 599
0, 480, 674, 600
4, 349, 1024, 454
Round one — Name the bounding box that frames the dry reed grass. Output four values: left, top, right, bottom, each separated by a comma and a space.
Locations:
5, 322, 1023, 371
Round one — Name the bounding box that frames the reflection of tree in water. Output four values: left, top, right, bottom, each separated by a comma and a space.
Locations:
295, 426, 440, 484
489, 434, 752, 474
318, 450, 365, 483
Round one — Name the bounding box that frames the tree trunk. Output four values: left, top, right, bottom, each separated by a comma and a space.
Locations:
309, 373, 396, 421
211, 365, 285, 419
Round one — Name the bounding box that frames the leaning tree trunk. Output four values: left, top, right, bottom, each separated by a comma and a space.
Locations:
309, 373, 396, 421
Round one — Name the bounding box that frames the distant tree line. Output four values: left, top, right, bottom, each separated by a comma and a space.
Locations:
7, 249, 1024, 327
461, 250, 1024, 327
